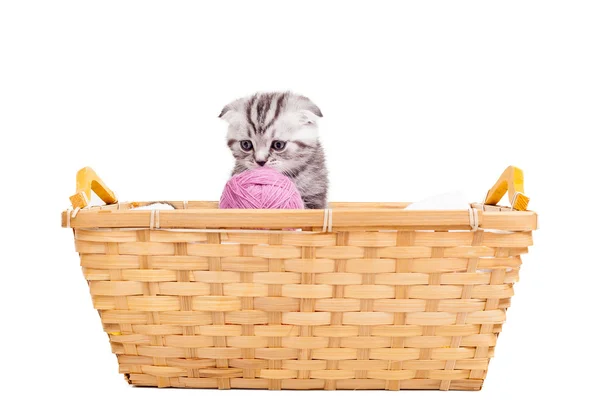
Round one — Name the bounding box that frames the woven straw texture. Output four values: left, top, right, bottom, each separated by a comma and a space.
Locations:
62, 201, 536, 391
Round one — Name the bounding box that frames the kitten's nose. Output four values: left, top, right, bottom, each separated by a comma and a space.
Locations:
256, 160, 266, 167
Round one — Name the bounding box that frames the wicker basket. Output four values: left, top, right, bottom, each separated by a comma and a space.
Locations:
61, 167, 537, 391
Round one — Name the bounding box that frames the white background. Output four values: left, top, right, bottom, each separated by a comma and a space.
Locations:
1, 0, 599, 398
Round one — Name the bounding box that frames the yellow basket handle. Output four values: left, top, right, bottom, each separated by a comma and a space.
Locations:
69, 167, 118, 208
484, 166, 530, 211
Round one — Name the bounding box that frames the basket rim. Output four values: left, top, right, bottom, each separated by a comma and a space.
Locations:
61, 201, 537, 231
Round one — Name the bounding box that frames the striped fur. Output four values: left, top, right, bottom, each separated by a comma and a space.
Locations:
219, 92, 328, 209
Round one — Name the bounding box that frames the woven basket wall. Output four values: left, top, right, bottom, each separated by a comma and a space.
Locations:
62, 201, 537, 391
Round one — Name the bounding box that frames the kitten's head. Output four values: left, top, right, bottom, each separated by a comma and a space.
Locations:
219, 92, 323, 176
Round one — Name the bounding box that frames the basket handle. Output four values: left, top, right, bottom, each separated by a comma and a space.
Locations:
484, 166, 530, 211
69, 167, 118, 208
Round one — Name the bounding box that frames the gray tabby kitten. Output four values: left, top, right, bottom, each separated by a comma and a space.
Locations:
219, 92, 328, 209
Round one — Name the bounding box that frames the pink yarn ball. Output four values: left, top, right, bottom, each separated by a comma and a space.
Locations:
219, 167, 304, 209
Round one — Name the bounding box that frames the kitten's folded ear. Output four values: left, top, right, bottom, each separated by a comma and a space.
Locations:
217, 106, 230, 119
296, 96, 323, 126
218, 98, 244, 124
298, 96, 323, 118
298, 110, 321, 126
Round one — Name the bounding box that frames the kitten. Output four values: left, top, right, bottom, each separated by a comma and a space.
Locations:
219, 92, 329, 209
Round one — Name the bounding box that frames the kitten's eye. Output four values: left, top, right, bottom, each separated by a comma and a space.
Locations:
271, 140, 286, 151
240, 140, 253, 151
